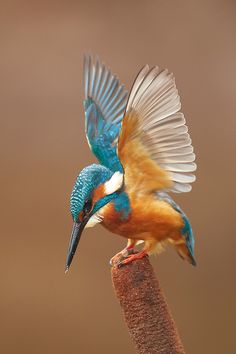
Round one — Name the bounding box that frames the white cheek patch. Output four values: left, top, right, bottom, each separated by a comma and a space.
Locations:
104, 171, 123, 195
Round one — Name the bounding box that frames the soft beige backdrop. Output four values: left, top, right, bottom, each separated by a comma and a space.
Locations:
1, 1, 235, 353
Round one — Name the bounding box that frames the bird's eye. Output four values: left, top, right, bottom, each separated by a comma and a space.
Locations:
83, 198, 93, 214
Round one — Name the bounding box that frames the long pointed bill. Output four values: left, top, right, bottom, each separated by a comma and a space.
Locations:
65, 220, 87, 272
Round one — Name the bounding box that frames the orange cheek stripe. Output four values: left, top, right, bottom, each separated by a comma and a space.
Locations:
77, 185, 105, 221
93, 184, 105, 204
78, 211, 84, 222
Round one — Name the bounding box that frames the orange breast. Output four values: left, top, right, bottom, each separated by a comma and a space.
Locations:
101, 194, 183, 242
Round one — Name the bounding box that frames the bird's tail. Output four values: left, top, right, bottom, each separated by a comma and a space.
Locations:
175, 242, 196, 266
157, 192, 196, 266
176, 214, 197, 266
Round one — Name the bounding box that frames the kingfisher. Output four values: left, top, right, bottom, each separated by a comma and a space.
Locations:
65, 54, 197, 272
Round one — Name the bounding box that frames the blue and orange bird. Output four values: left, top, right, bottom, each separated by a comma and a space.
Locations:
65, 55, 197, 272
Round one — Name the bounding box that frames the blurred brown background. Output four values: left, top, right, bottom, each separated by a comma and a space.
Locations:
0, 1, 235, 353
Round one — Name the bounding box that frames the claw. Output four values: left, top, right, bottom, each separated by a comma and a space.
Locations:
110, 247, 135, 267
113, 251, 148, 268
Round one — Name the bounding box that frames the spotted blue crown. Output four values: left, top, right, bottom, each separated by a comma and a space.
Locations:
70, 164, 115, 221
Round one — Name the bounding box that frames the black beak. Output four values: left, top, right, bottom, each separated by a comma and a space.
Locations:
65, 219, 87, 273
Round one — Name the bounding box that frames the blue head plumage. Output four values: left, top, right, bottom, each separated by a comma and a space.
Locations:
66, 164, 125, 271
70, 164, 116, 221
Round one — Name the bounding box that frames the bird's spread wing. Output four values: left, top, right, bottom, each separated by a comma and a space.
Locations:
118, 65, 196, 194
83, 55, 128, 172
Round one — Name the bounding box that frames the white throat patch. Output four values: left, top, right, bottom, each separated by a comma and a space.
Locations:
85, 212, 103, 228
104, 171, 123, 195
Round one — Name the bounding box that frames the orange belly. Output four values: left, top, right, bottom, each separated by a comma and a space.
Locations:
101, 195, 184, 243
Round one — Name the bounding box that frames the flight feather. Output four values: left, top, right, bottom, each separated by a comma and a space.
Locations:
118, 65, 196, 193
83, 55, 128, 172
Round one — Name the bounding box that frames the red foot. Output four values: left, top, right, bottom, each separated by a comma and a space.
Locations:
110, 247, 135, 266
117, 251, 148, 268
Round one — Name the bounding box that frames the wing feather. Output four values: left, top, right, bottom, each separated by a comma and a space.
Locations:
83, 55, 128, 172
118, 65, 196, 193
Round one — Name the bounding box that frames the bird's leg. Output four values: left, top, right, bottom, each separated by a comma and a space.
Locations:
117, 250, 148, 267
125, 239, 137, 254
115, 239, 156, 268
110, 239, 137, 266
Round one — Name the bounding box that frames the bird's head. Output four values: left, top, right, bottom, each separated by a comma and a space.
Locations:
65, 164, 123, 271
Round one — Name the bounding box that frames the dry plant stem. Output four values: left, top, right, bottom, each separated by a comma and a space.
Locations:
111, 256, 185, 354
